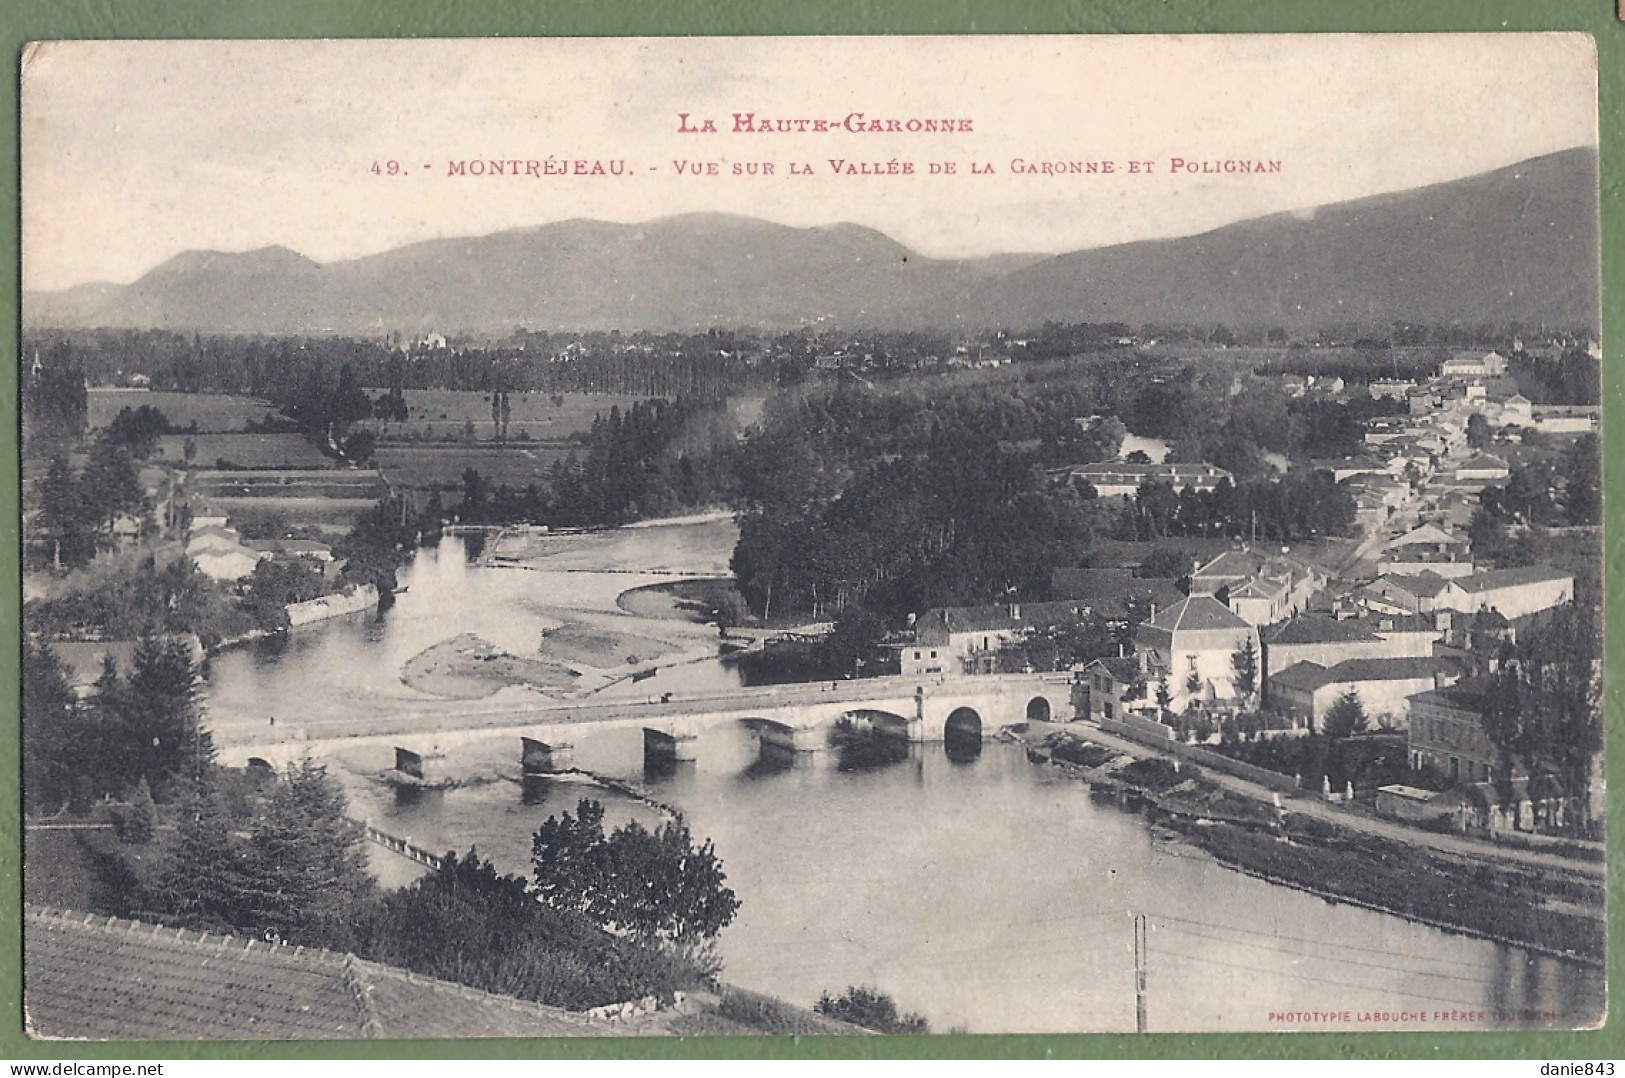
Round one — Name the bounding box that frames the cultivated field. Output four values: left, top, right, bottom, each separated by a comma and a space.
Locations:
152, 433, 332, 470
374, 444, 572, 492
365, 389, 648, 442
87, 389, 278, 432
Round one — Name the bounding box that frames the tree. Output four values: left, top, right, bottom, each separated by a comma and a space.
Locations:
244, 760, 374, 947
1123, 449, 1153, 465
118, 634, 213, 798
1155, 678, 1173, 717
1230, 637, 1259, 700
242, 557, 329, 631
1465, 412, 1491, 450
22, 640, 79, 813
815, 986, 929, 1034
1563, 434, 1601, 526
533, 798, 740, 949
146, 784, 260, 933
1322, 689, 1368, 739
115, 777, 157, 844
104, 405, 172, 458
357, 850, 700, 1010
1184, 656, 1202, 699
1137, 545, 1188, 579
822, 607, 885, 677
342, 429, 377, 465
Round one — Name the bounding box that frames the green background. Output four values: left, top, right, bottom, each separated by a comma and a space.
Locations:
2, 0, 1620, 1062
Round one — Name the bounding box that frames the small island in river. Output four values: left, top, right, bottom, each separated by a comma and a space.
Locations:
401, 632, 580, 699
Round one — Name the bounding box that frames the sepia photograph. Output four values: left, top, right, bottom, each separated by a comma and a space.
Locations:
16, 34, 1605, 1039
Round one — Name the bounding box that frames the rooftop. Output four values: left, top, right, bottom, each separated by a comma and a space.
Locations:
1455, 566, 1573, 593
1264, 615, 1381, 647
1145, 595, 1251, 635
24, 907, 610, 1041
1321, 657, 1447, 683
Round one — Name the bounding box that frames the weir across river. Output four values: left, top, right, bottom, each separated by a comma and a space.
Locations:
219, 672, 1076, 771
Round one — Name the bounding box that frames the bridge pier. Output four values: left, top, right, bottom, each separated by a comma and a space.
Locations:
643, 726, 699, 767
758, 723, 824, 753
521, 736, 573, 774
389, 746, 448, 787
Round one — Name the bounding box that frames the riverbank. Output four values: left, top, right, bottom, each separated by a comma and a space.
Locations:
1016, 724, 1605, 966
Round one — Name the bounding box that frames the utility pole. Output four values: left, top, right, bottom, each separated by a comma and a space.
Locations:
1134, 912, 1149, 1034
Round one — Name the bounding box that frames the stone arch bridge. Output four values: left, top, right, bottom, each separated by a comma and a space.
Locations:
221, 672, 1074, 774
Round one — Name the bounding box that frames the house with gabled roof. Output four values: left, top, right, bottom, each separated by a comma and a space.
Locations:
1189, 547, 1326, 627
1268, 656, 1456, 731
1454, 453, 1511, 484
1080, 654, 1156, 724
1134, 595, 1260, 712
1436, 566, 1574, 620
1261, 611, 1442, 681
1355, 572, 1461, 616
1377, 523, 1473, 578
907, 599, 1096, 675
1066, 461, 1233, 500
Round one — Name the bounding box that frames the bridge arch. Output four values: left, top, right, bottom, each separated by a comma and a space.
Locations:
1026, 696, 1052, 724
944, 706, 983, 741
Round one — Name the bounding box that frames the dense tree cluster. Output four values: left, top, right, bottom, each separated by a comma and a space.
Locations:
1481, 603, 1603, 833
23, 634, 214, 813
360, 850, 702, 1009
1116, 470, 1356, 543
456, 397, 736, 528
1506, 347, 1601, 407
532, 798, 740, 952
22, 344, 89, 443
35, 440, 149, 568
1468, 435, 1600, 566
25, 557, 252, 647
734, 442, 1102, 623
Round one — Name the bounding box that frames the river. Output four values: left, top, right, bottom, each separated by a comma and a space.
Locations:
201, 523, 1602, 1035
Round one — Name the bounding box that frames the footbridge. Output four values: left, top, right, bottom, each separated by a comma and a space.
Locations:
220, 672, 1075, 772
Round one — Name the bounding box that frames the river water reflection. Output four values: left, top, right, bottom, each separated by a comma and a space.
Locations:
203, 529, 1601, 1034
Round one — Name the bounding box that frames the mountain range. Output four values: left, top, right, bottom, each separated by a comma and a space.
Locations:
24, 147, 1599, 337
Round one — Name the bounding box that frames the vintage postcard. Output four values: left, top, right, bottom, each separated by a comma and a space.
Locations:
18, 35, 1604, 1038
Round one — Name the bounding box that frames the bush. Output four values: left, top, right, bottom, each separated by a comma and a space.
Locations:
113, 778, 157, 844
814, 986, 928, 1034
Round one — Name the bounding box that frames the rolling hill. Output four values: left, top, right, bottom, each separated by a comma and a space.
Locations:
23, 147, 1598, 336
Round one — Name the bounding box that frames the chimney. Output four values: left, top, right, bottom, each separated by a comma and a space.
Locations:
1009, 603, 1021, 622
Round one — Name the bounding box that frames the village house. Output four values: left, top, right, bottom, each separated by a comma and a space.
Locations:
906, 600, 1093, 676
1368, 379, 1416, 401
1440, 350, 1508, 380
1406, 679, 1498, 784
1375, 523, 1473, 578
1453, 453, 1511, 484
1354, 572, 1458, 615
185, 523, 271, 582
1189, 547, 1327, 627
1066, 461, 1233, 500
1491, 393, 1534, 428
1261, 611, 1441, 680
1437, 566, 1574, 620
1307, 456, 1385, 484
1531, 404, 1599, 435
1268, 656, 1456, 731
1407, 388, 1440, 416
1048, 567, 1185, 624
1079, 654, 1155, 724
1134, 595, 1260, 712
1363, 417, 1410, 446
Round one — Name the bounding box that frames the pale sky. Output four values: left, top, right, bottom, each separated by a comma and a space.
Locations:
21, 34, 1598, 292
